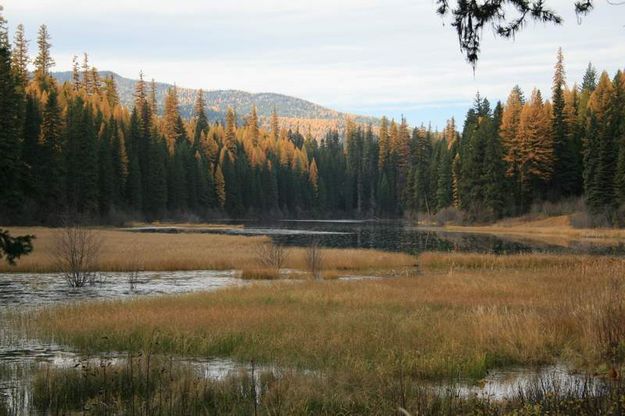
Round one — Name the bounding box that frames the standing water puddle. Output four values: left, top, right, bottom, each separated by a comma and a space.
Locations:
0, 270, 249, 414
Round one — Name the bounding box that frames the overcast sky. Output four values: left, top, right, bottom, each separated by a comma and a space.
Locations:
2, 0, 624, 128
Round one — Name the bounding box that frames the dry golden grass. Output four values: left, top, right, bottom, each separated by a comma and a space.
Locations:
437, 214, 625, 246
33, 252, 625, 381
1, 227, 416, 273
240, 268, 281, 280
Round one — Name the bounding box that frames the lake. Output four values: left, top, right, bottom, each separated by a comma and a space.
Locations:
128, 219, 625, 256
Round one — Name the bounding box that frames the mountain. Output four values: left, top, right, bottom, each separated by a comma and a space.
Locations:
51, 71, 379, 136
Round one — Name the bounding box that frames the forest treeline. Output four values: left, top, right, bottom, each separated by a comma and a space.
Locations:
1, 15, 624, 225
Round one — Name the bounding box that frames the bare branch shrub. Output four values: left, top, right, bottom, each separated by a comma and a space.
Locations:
306, 238, 323, 280
254, 240, 289, 272
53, 223, 102, 287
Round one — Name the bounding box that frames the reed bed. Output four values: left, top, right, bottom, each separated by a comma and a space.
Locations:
0, 227, 416, 273
32, 355, 625, 415
33, 254, 625, 383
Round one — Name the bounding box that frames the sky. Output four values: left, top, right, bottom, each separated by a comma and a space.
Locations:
2, 0, 624, 129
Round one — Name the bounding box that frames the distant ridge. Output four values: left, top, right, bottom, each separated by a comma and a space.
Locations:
51, 71, 380, 136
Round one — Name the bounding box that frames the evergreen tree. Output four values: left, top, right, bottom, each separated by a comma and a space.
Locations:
11, 23, 29, 88
214, 163, 226, 209
224, 107, 237, 154
550, 48, 577, 197
436, 144, 453, 210
33, 25, 54, 79
192, 89, 208, 149
0, 9, 23, 218
584, 72, 616, 213
36, 87, 65, 216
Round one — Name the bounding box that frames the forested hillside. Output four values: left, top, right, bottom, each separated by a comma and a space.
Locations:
1, 16, 624, 225
51, 69, 378, 137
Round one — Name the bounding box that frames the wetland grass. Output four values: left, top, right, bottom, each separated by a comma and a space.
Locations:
0, 227, 416, 274
33, 253, 625, 382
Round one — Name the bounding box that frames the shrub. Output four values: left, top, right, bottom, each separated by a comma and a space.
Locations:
241, 268, 280, 280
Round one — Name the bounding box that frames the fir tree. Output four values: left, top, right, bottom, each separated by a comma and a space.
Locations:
33, 25, 54, 79
192, 89, 208, 149
550, 48, 577, 197
0, 9, 23, 218
11, 23, 29, 88
214, 163, 226, 208
37, 87, 65, 215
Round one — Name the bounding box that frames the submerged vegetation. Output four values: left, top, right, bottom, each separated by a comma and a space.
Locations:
31, 355, 625, 415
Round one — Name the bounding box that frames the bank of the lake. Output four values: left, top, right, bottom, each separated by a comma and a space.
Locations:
0, 226, 417, 274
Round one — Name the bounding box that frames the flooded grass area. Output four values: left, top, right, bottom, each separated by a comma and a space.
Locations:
3, 222, 625, 414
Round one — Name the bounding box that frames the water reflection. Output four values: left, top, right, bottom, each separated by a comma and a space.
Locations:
0, 270, 248, 415
127, 220, 625, 255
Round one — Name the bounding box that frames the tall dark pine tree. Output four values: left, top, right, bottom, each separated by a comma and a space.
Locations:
192, 89, 208, 149
0, 8, 23, 219
584, 72, 616, 214
65, 98, 99, 213
550, 48, 577, 197
36, 87, 65, 216
11, 23, 29, 89
33, 24, 54, 79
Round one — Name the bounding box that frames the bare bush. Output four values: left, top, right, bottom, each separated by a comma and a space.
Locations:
254, 240, 289, 272
306, 239, 323, 280
53, 223, 102, 287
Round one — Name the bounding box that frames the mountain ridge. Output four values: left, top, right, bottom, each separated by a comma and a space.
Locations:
51, 71, 380, 135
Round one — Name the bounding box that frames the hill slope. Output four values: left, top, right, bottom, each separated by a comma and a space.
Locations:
51, 71, 379, 135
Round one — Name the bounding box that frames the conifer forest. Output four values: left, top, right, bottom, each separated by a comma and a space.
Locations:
1, 15, 624, 226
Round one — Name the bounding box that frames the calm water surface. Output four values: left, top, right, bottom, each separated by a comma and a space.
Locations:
130, 219, 625, 255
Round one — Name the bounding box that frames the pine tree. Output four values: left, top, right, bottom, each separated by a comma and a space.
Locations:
37, 87, 65, 215
33, 25, 54, 79
109, 119, 127, 206
581, 63, 598, 92
584, 72, 616, 212
613, 72, 625, 206
81, 53, 92, 93
225, 107, 237, 154
192, 89, 208, 149
65, 97, 99, 213
0, 9, 23, 218
146, 135, 168, 217
378, 116, 389, 170
149, 78, 158, 116
11, 23, 29, 88
103, 75, 119, 107
71, 55, 80, 90
436, 145, 453, 210
551, 48, 577, 197
98, 122, 114, 216
214, 163, 226, 208
563, 86, 583, 196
